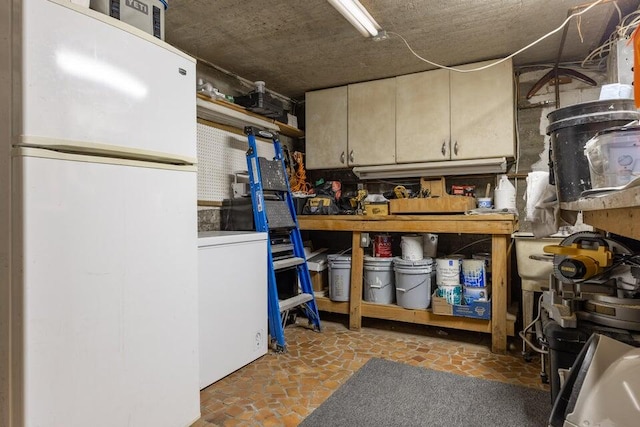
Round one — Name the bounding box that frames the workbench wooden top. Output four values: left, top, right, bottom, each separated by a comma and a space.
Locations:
297, 214, 518, 234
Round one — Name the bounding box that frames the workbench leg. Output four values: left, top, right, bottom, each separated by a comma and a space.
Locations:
349, 231, 364, 330
491, 234, 508, 354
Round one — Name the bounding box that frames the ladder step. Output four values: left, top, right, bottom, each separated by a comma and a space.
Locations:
264, 200, 295, 229
273, 257, 305, 270
279, 293, 314, 313
271, 243, 294, 254
258, 158, 289, 191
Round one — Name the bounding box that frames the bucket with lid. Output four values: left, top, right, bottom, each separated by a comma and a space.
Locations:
461, 259, 487, 288
363, 256, 395, 304
393, 257, 433, 309
546, 99, 640, 202
436, 258, 461, 286
328, 254, 351, 302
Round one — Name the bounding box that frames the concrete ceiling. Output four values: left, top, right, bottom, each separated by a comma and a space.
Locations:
166, 0, 639, 99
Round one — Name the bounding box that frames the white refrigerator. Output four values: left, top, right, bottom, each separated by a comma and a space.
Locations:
6, 1, 200, 426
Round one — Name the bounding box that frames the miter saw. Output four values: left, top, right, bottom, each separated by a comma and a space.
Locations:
541, 231, 640, 331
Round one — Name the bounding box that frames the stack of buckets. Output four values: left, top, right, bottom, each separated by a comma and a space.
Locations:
329, 233, 438, 308
436, 253, 491, 305
392, 234, 434, 309
363, 234, 395, 304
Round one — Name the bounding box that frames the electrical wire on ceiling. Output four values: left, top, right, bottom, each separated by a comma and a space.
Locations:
581, 4, 640, 69
387, 0, 607, 73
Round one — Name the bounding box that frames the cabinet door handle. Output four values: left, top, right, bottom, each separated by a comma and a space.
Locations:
349, 150, 354, 163
340, 151, 345, 164
454, 141, 459, 156
441, 141, 446, 156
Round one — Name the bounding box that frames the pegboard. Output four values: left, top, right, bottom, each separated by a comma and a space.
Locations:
197, 123, 293, 202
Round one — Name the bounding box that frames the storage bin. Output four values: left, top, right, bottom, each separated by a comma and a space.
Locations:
584, 125, 640, 188
90, 0, 168, 40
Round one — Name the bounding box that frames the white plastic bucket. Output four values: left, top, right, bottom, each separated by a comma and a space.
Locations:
461, 259, 487, 288
401, 234, 424, 260
328, 254, 351, 302
472, 252, 492, 281
436, 258, 461, 286
422, 233, 438, 258
438, 284, 462, 305
393, 257, 432, 309
363, 256, 395, 304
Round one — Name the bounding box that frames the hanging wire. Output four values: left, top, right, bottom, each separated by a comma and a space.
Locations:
387, 0, 607, 73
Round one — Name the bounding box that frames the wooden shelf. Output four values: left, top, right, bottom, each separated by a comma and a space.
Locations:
299, 214, 519, 354
561, 185, 640, 241
196, 94, 304, 138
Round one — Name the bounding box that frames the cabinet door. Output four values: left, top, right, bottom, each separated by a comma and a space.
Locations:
348, 79, 396, 166
305, 86, 348, 169
396, 69, 451, 163
450, 58, 515, 160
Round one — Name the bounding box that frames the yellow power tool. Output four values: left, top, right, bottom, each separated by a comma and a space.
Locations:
544, 232, 614, 282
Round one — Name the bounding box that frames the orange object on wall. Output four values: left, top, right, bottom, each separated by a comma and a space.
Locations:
632, 26, 640, 108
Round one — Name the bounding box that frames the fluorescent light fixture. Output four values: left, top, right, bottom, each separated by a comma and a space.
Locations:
352, 158, 509, 179
327, 0, 381, 37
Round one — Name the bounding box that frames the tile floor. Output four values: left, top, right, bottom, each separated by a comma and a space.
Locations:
193, 314, 547, 427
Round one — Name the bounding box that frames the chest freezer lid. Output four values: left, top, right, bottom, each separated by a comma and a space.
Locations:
197, 231, 267, 247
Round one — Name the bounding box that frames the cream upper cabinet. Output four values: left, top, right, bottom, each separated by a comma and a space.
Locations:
305, 86, 348, 169
449, 58, 514, 160
348, 79, 396, 166
304, 59, 514, 170
396, 69, 451, 163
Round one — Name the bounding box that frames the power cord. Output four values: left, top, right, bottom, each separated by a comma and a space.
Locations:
387, 0, 606, 73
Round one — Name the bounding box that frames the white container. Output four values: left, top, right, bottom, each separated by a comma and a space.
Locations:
461, 259, 487, 288
328, 254, 351, 302
436, 258, 461, 286
477, 197, 492, 208
363, 256, 395, 304
584, 126, 640, 188
472, 252, 492, 280
393, 257, 433, 309
401, 234, 424, 261
90, 0, 168, 40
494, 175, 516, 210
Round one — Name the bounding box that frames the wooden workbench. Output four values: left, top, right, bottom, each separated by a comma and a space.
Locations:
561, 185, 640, 241
298, 214, 519, 354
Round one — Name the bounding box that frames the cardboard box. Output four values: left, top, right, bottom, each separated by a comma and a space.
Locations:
307, 249, 329, 293
310, 270, 328, 294
431, 291, 491, 320
364, 202, 389, 216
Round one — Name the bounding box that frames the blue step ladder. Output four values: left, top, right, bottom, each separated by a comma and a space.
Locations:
244, 126, 321, 352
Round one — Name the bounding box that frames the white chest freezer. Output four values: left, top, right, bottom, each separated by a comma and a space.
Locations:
197, 231, 268, 389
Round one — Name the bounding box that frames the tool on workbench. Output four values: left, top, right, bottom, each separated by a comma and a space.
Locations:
389, 177, 475, 213
350, 188, 368, 214
244, 126, 321, 352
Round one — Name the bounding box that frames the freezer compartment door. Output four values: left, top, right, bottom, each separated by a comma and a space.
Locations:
13, 151, 200, 427
21, 0, 196, 160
